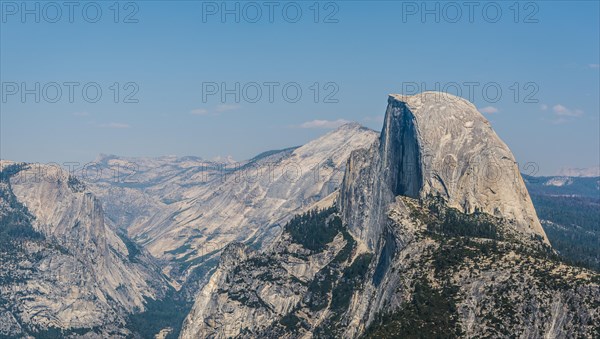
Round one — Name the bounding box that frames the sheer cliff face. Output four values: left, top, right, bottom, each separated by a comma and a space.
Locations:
0, 162, 168, 336
179, 93, 597, 339
340, 92, 548, 250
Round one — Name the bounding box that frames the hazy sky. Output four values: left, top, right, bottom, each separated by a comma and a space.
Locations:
1, 1, 598, 175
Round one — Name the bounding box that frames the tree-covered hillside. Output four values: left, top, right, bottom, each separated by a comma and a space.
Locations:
523, 174, 600, 271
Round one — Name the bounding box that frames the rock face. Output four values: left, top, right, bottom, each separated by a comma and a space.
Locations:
85, 123, 378, 286
0, 162, 169, 337
0, 124, 379, 337
179, 93, 598, 339
340, 93, 548, 251
2, 93, 597, 338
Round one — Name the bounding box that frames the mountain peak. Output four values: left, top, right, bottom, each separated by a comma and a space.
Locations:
334, 121, 364, 131
389, 91, 474, 105
388, 92, 490, 127
341, 92, 549, 249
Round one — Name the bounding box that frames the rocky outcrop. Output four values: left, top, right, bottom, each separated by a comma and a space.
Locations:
0, 162, 169, 337
340, 92, 548, 252
179, 196, 599, 339
179, 92, 597, 339
180, 207, 356, 338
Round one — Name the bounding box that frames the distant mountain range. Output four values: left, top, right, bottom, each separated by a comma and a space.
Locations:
557, 166, 600, 177
524, 174, 600, 198
85, 123, 378, 295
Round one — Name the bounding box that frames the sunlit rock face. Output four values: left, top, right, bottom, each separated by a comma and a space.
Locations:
340, 92, 549, 251
0, 162, 168, 337
86, 123, 379, 286
177, 93, 593, 339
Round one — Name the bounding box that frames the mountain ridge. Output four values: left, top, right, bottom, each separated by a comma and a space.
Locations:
179, 92, 597, 338
2, 98, 597, 338
82, 123, 379, 290
0, 161, 170, 337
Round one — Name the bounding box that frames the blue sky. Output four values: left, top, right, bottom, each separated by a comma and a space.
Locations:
1, 1, 598, 175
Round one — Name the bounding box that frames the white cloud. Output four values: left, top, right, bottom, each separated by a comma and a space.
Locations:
216, 104, 240, 112
552, 104, 583, 117
99, 122, 130, 129
542, 104, 584, 124
190, 105, 240, 116
540, 104, 548, 111
190, 108, 209, 116
479, 106, 499, 114
589, 64, 599, 69
299, 119, 351, 129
